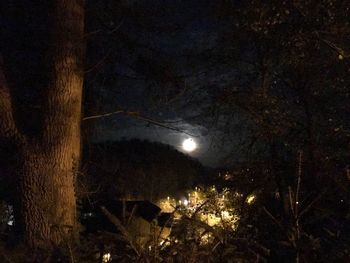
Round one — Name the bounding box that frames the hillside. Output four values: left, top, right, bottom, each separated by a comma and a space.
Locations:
82, 139, 206, 201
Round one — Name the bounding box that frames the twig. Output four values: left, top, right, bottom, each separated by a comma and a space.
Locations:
100, 206, 140, 256
262, 206, 284, 232
298, 191, 325, 218
83, 110, 125, 120
288, 186, 295, 216
84, 49, 112, 73
133, 114, 198, 137
211, 241, 221, 252
127, 205, 137, 226
84, 16, 125, 38
83, 110, 198, 137
295, 151, 302, 217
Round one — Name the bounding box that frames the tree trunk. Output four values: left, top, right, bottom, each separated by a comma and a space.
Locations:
0, 0, 85, 248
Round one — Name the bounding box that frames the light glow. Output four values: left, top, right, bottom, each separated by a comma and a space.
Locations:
246, 195, 256, 204
102, 253, 111, 262
182, 138, 197, 152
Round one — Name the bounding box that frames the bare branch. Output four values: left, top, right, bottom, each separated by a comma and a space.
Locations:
100, 206, 141, 256
84, 49, 113, 74
83, 109, 198, 137
288, 186, 295, 217
262, 206, 284, 232
298, 191, 325, 219
83, 110, 125, 120
295, 150, 302, 217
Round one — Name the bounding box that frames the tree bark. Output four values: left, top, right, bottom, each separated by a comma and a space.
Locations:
0, 56, 19, 141
0, 0, 85, 248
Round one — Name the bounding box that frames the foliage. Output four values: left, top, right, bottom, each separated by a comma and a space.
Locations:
74, 186, 264, 263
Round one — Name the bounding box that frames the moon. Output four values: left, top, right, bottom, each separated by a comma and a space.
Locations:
182, 138, 197, 152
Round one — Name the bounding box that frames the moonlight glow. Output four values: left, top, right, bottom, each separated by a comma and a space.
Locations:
182, 138, 197, 152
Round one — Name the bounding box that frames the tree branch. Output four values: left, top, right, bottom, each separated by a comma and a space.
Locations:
100, 206, 140, 257
83, 110, 125, 121
83, 109, 198, 137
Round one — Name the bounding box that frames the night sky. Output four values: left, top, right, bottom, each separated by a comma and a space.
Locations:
1, 1, 350, 260
85, 0, 244, 167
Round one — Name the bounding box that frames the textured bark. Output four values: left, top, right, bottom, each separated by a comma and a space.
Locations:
0, 0, 85, 248
0, 56, 20, 141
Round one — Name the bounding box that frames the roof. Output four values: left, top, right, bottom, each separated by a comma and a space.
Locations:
80, 199, 163, 233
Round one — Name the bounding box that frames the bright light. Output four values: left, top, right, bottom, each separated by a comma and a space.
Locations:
182, 138, 197, 152
102, 252, 111, 262
246, 195, 256, 204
